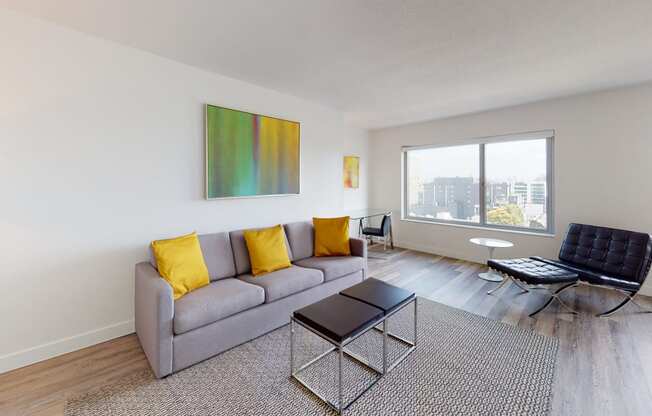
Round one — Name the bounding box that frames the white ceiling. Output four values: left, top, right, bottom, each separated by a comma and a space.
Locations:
5, 0, 652, 128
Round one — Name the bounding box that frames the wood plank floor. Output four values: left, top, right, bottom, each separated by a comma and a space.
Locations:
2, 247, 651, 415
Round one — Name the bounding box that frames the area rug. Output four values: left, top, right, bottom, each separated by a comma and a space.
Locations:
65, 298, 558, 415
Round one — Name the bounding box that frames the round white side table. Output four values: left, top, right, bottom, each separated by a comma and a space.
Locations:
470, 237, 514, 282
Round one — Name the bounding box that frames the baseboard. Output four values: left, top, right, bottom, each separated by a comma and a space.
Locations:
0, 319, 135, 374
394, 240, 481, 264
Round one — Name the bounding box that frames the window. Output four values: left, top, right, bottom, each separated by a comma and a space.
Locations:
403, 131, 553, 233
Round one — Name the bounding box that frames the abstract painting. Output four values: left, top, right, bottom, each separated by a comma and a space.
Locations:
205, 104, 300, 199
343, 156, 359, 189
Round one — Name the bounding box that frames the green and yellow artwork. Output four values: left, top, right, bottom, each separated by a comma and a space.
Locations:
205, 104, 300, 198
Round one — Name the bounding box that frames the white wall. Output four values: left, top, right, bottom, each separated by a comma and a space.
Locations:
370, 83, 652, 295
0, 9, 369, 373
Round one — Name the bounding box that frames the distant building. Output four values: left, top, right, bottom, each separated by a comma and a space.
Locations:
529, 182, 546, 205
410, 176, 545, 222
487, 182, 509, 207
513, 182, 528, 203
422, 177, 475, 220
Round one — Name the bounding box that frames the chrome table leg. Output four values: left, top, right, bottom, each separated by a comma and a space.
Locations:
338, 347, 343, 414
290, 318, 294, 376
382, 320, 388, 374
414, 297, 418, 347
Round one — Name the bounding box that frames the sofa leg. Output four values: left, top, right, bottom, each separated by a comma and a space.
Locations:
597, 291, 652, 317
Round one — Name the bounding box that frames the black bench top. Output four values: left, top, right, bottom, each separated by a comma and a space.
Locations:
488, 258, 578, 285
293, 294, 383, 344
340, 278, 415, 314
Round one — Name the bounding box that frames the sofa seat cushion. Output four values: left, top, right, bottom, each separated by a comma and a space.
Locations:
174, 278, 265, 335
239, 265, 324, 303
294, 256, 364, 282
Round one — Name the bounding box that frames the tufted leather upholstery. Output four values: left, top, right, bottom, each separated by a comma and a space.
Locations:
532, 256, 642, 292
488, 258, 578, 285
555, 223, 652, 288
487, 224, 652, 293
558, 224, 651, 281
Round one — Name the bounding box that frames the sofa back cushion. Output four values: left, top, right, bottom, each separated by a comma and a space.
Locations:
284, 221, 314, 261
559, 223, 652, 282
149, 232, 236, 281
230, 227, 294, 275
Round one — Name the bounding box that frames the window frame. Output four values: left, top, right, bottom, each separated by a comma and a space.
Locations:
401, 130, 555, 235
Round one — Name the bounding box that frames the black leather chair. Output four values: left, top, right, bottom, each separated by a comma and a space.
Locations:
533, 223, 652, 316
488, 257, 580, 317
362, 214, 394, 250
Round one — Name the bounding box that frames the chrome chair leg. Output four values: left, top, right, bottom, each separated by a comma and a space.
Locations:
631, 295, 652, 313
529, 282, 578, 317
557, 296, 579, 314
487, 273, 510, 295
597, 290, 652, 317
486, 271, 529, 295
511, 277, 531, 294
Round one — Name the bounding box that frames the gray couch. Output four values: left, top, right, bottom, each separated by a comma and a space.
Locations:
135, 221, 368, 378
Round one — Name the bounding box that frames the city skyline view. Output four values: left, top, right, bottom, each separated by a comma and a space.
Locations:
406, 139, 548, 230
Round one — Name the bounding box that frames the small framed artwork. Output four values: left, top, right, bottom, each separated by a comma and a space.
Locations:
343, 156, 359, 189
205, 104, 300, 199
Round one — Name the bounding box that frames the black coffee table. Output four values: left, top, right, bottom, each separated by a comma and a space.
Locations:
340, 278, 417, 374
290, 279, 417, 414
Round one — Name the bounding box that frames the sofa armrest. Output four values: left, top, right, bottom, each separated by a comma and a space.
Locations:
135, 261, 174, 378
350, 237, 367, 258
350, 237, 368, 279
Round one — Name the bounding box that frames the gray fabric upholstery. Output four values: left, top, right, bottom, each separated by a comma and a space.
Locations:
137, 223, 368, 379
230, 227, 294, 275
148, 232, 236, 281
294, 255, 365, 281
284, 221, 314, 261
197, 232, 237, 280
135, 262, 174, 379
172, 270, 363, 373
239, 265, 323, 303
350, 237, 367, 259
173, 279, 265, 335
350, 237, 368, 279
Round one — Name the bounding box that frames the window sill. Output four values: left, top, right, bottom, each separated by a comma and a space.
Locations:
400, 217, 556, 238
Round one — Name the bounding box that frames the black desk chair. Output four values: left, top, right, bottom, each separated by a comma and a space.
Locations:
362, 214, 394, 250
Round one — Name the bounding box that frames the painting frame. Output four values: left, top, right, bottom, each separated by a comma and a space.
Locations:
204, 103, 301, 200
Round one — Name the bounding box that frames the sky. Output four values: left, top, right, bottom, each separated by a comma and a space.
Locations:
408, 139, 547, 183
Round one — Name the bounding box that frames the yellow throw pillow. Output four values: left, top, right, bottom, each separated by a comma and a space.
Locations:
313, 217, 351, 257
243, 225, 292, 276
151, 232, 210, 300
